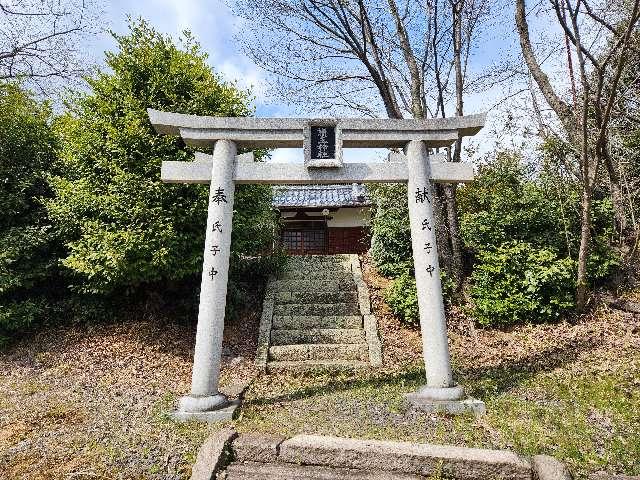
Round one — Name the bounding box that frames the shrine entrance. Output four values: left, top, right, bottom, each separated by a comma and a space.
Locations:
148, 109, 487, 421
281, 214, 328, 255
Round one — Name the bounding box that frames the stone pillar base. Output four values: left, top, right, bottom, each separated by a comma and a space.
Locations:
172, 393, 240, 423
406, 385, 486, 415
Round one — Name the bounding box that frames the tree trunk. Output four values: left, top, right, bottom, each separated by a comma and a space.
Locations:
433, 185, 453, 278
576, 184, 593, 312
446, 0, 466, 297
443, 183, 464, 298
602, 150, 627, 236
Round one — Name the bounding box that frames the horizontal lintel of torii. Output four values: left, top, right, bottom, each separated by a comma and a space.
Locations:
147, 109, 486, 148
160, 152, 474, 185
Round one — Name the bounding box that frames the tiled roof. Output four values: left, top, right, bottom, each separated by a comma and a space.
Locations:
272, 184, 372, 208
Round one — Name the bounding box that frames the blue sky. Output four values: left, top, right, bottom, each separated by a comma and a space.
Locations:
95, 0, 281, 114
90, 1, 534, 162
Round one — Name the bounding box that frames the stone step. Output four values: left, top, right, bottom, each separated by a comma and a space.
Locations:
274, 291, 359, 305
265, 360, 370, 374
223, 462, 424, 480
275, 435, 533, 480
273, 303, 360, 317
272, 315, 363, 330
278, 270, 353, 281
271, 328, 366, 346
268, 343, 369, 362
272, 279, 356, 293
285, 254, 353, 264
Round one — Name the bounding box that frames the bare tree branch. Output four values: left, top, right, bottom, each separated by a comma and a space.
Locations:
0, 0, 100, 93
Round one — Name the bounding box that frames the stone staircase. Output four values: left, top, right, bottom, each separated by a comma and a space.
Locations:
256, 254, 382, 372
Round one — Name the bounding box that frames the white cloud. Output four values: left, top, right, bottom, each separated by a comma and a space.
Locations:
217, 60, 268, 102
269, 149, 303, 164
155, 0, 204, 34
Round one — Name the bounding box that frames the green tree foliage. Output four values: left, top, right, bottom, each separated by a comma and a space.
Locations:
46, 20, 277, 295
368, 184, 412, 277
459, 151, 619, 325
0, 83, 60, 339
383, 270, 454, 325
470, 241, 576, 325
370, 150, 619, 326
383, 271, 418, 325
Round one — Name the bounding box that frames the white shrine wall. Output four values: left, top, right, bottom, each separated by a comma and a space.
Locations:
280, 207, 371, 228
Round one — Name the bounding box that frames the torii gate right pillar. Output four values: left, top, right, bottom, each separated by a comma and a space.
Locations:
405, 140, 485, 414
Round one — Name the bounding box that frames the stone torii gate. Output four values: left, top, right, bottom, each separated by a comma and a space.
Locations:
148, 109, 487, 421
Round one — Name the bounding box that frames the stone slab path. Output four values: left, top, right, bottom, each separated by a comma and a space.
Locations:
256, 254, 382, 372
191, 430, 572, 480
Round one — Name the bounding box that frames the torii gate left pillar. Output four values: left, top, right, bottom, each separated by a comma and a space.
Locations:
148, 109, 488, 421
176, 140, 238, 420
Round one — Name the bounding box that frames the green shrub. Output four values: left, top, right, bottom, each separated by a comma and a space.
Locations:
0, 83, 62, 338
368, 184, 413, 277
458, 151, 620, 326
458, 152, 569, 254
470, 241, 576, 325
459, 151, 619, 284
46, 20, 278, 295
384, 271, 419, 325
383, 270, 453, 325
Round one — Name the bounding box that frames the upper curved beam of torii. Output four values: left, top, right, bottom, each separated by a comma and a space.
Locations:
147, 108, 486, 149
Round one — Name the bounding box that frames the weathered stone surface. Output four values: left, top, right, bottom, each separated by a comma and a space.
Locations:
261, 254, 379, 373
279, 268, 351, 277
268, 343, 369, 362
272, 279, 356, 293
148, 108, 486, 149
223, 461, 426, 480
255, 276, 276, 370
162, 158, 475, 185
189, 428, 236, 480
232, 433, 286, 464
532, 455, 572, 480
286, 254, 352, 264
278, 271, 353, 281
406, 140, 455, 390
273, 302, 360, 317
350, 255, 372, 316
363, 315, 383, 367
266, 360, 370, 373
278, 435, 531, 480
272, 315, 363, 330
355, 281, 372, 315
172, 400, 240, 424
179, 140, 236, 418
274, 291, 358, 304
272, 303, 357, 318
270, 328, 366, 346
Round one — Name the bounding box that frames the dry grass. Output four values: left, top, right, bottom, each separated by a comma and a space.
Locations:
236, 255, 640, 479
0, 299, 261, 479
1, 258, 639, 479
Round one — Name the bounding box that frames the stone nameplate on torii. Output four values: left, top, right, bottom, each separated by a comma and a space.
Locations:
148, 108, 487, 421
304, 119, 342, 168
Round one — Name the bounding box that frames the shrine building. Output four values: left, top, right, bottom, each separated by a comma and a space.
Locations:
273, 183, 371, 255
